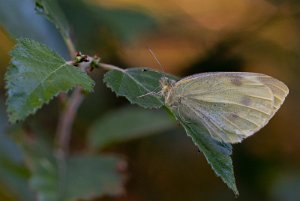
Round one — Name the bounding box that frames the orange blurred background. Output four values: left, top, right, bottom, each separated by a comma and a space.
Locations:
0, 0, 300, 201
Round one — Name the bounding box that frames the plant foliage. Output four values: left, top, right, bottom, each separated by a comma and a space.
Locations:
5, 38, 94, 123
103, 68, 176, 109
2, 0, 241, 197
35, 0, 70, 38
30, 155, 125, 201
104, 68, 238, 194
176, 115, 238, 195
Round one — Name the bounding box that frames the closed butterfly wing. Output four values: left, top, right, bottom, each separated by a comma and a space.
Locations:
166, 72, 289, 143
257, 75, 289, 113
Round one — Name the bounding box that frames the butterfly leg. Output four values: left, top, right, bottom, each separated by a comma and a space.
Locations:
137, 91, 161, 98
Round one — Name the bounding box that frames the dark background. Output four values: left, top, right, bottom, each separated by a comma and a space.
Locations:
0, 0, 299, 201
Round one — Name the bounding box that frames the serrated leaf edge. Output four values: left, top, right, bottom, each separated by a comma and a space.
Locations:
103, 67, 238, 194
5, 38, 95, 123
179, 120, 239, 196
103, 69, 163, 109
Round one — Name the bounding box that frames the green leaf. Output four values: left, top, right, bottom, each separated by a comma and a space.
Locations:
30, 154, 125, 201
35, 0, 70, 38
88, 106, 175, 149
17, 131, 125, 201
5, 38, 94, 123
104, 67, 238, 194
0, 0, 69, 58
103, 68, 176, 109
176, 115, 238, 195
63, 155, 125, 200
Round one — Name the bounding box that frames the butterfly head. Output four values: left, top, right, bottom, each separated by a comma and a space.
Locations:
160, 77, 175, 98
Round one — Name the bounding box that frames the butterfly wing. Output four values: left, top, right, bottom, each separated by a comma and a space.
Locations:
167, 72, 289, 143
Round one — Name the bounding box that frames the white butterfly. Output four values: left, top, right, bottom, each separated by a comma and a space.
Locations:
159, 72, 289, 143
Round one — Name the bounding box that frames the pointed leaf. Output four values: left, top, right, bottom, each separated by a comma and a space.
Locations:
176, 113, 239, 195
5, 38, 94, 123
88, 106, 175, 149
0, 0, 69, 58
35, 0, 70, 38
104, 68, 238, 194
103, 68, 177, 109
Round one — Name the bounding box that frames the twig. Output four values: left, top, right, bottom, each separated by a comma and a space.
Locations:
99, 63, 124, 71
56, 58, 92, 157
56, 55, 123, 157
64, 37, 77, 57
56, 88, 84, 156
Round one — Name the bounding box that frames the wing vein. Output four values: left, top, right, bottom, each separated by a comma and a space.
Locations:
185, 104, 230, 140
220, 114, 243, 131
189, 97, 272, 116
228, 113, 261, 128
265, 82, 288, 93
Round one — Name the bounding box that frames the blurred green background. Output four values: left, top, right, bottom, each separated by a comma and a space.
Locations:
0, 0, 299, 201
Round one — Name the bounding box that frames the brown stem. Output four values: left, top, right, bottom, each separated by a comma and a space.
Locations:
56, 88, 84, 156
55, 57, 123, 157
99, 62, 124, 71
56, 60, 91, 157
64, 37, 77, 57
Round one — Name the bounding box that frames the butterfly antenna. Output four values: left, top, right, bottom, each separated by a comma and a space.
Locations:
139, 48, 165, 99
147, 47, 165, 72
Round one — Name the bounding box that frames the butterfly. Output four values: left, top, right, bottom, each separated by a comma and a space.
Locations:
159, 72, 289, 143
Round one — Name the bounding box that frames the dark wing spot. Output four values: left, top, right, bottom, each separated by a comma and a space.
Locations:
231, 77, 242, 86
241, 97, 252, 106
230, 113, 239, 120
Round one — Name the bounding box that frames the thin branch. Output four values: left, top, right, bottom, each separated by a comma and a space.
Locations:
99, 63, 124, 71
64, 37, 77, 57
56, 60, 92, 157
56, 88, 84, 156
56, 55, 123, 157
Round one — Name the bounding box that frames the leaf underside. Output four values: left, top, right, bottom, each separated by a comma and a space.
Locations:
5, 38, 94, 123
176, 113, 239, 195
104, 67, 238, 194
103, 68, 177, 109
